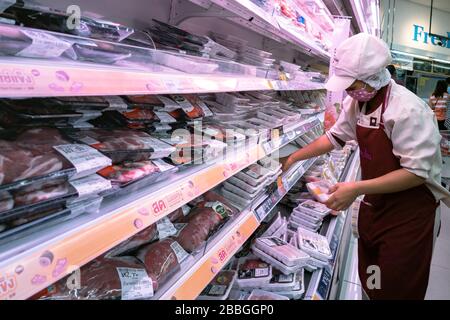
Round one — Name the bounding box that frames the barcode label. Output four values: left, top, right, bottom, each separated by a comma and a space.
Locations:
116, 267, 154, 300
170, 241, 189, 264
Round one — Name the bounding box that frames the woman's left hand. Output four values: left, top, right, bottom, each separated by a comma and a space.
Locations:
325, 182, 360, 211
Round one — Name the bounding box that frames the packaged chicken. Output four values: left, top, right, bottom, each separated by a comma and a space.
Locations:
0, 128, 111, 192
66, 128, 175, 163
294, 200, 331, 219
306, 181, 332, 203
236, 257, 272, 288
198, 270, 237, 300
32, 256, 154, 300
253, 236, 310, 268
297, 227, 332, 261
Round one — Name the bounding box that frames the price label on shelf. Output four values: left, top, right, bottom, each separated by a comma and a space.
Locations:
286, 131, 296, 140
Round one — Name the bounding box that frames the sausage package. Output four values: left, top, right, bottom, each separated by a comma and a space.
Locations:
32, 256, 155, 300
197, 270, 237, 300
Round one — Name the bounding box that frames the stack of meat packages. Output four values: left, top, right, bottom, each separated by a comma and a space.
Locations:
32, 191, 239, 300
0, 126, 113, 237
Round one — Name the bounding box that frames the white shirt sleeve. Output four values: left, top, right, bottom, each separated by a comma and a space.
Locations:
326, 96, 357, 149
390, 105, 441, 179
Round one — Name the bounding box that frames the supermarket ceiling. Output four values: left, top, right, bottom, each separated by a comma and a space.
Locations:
407, 0, 450, 12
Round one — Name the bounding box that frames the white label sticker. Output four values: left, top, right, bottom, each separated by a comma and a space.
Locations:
69, 174, 112, 197
53, 144, 111, 177
156, 217, 177, 240
116, 268, 154, 300
254, 267, 270, 277
170, 241, 189, 264
153, 159, 174, 172
17, 30, 72, 58
156, 96, 180, 111
104, 96, 128, 110
154, 111, 176, 123
153, 124, 171, 132
181, 205, 191, 216
207, 285, 227, 296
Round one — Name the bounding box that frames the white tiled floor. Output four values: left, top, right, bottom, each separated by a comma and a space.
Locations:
426, 205, 450, 300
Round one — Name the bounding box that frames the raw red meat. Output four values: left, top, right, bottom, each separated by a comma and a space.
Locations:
31, 256, 156, 300
0, 128, 71, 186
0, 192, 13, 212
14, 183, 69, 206
73, 129, 156, 151
174, 202, 231, 252
107, 224, 158, 257
120, 108, 156, 121
167, 207, 188, 222
98, 161, 159, 185
137, 238, 183, 289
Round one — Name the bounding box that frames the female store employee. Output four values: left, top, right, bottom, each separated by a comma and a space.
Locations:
282, 33, 450, 300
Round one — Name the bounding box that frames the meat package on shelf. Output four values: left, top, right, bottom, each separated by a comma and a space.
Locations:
31, 190, 239, 300
0, 2, 327, 85
202, 143, 356, 300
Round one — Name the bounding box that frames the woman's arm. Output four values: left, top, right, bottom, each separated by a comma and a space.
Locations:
324, 169, 425, 211
281, 135, 335, 171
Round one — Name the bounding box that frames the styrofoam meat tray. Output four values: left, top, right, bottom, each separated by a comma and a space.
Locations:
297, 227, 332, 261
254, 236, 310, 267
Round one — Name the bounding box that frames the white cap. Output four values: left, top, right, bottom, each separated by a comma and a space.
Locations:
325, 33, 392, 92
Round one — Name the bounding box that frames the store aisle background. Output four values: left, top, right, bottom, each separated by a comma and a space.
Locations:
426, 205, 450, 300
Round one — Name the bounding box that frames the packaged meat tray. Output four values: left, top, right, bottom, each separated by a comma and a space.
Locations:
198, 270, 237, 300
291, 210, 323, 225
290, 214, 322, 229
0, 174, 111, 225
306, 256, 329, 269
272, 269, 305, 300
193, 123, 246, 145
247, 289, 289, 301
295, 200, 331, 219
236, 257, 272, 288
289, 219, 321, 233
123, 95, 165, 109
27, 96, 112, 111
254, 237, 310, 267
0, 24, 72, 59
232, 164, 272, 187
189, 190, 239, 216
32, 256, 154, 300
3, 3, 134, 42
69, 42, 132, 64
174, 201, 232, 252
137, 238, 191, 291
220, 188, 253, 209
297, 227, 332, 261
66, 128, 175, 163
261, 213, 284, 238
223, 180, 265, 200
228, 289, 251, 300
259, 269, 299, 292
108, 108, 177, 127
251, 245, 306, 275
0, 128, 111, 191
98, 159, 175, 188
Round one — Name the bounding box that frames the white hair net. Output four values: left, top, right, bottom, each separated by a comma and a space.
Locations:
359, 68, 392, 91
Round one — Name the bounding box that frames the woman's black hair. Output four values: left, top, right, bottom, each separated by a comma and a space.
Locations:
433, 80, 448, 98
386, 65, 396, 76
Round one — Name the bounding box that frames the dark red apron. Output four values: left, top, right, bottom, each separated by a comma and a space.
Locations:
356, 84, 438, 300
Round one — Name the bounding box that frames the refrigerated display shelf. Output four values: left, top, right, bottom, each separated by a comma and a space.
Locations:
303, 150, 360, 300
0, 57, 324, 98
0, 115, 321, 300
203, 0, 331, 61
157, 157, 318, 300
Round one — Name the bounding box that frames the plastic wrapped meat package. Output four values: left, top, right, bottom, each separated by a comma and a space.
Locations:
295, 200, 331, 219
297, 227, 332, 262
136, 238, 191, 292
259, 268, 301, 293
233, 163, 273, 187
174, 200, 233, 253
2, 3, 134, 42
192, 123, 246, 145
32, 256, 155, 300
247, 289, 289, 300
0, 128, 111, 190
167, 95, 212, 120
98, 159, 175, 188
0, 24, 72, 59
253, 237, 309, 268
235, 256, 272, 288
66, 128, 175, 163
198, 270, 237, 300
268, 269, 305, 299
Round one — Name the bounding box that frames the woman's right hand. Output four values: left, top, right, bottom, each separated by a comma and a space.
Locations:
280, 156, 294, 172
